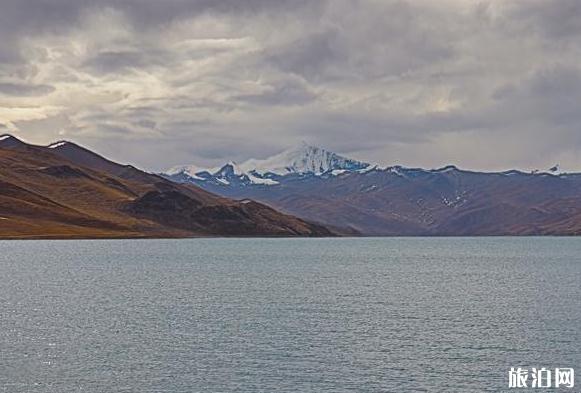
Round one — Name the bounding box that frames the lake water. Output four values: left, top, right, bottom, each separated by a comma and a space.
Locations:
0, 238, 579, 392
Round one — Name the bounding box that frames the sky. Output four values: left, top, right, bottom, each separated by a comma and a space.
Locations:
1, 0, 581, 172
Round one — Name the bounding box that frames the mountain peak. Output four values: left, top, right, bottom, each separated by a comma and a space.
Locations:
434, 165, 459, 173
240, 143, 370, 176
530, 164, 566, 176
217, 161, 244, 177
288, 141, 325, 154
0, 134, 27, 148
164, 142, 371, 186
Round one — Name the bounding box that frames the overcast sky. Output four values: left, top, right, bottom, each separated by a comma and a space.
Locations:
1, 0, 581, 172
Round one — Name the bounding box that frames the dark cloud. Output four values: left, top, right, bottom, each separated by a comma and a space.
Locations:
0, 82, 55, 96
0, 0, 580, 172
266, 1, 453, 82
267, 31, 341, 82
0, 0, 318, 36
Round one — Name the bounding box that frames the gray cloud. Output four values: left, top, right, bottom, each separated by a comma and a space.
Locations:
0, 82, 55, 97
83, 51, 155, 74
233, 77, 318, 106
0, 0, 580, 172
507, 0, 581, 41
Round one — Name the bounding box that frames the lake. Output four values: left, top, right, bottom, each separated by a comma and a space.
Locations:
0, 238, 579, 392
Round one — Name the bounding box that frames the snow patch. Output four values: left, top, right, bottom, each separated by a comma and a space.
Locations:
216, 162, 244, 176
167, 164, 202, 176
188, 173, 206, 180
0, 135, 12, 141
387, 166, 406, 177
527, 165, 567, 176
362, 185, 377, 193
247, 173, 279, 185
48, 141, 67, 149
166, 164, 219, 180
330, 169, 347, 176
357, 165, 378, 174
229, 162, 244, 176
544, 164, 567, 176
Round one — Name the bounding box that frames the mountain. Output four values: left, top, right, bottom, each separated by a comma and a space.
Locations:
166, 142, 371, 187
237, 142, 370, 176
46, 140, 175, 184
0, 134, 332, 239
164, 144, 581, 236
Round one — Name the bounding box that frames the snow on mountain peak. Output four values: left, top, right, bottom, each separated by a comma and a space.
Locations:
48, 141, 68, 149
0, 134, 27, 147
164, 143, 371, 186
529, 164, 566, 176
239, 143, 369, 176
166, 164, 208, 178
216, 161, 244, 177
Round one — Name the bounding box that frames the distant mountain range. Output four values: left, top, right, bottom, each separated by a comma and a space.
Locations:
0, 134, 331, 239
164, 143, 581, 235
166, 142, 371, 187
3, 133, 579, 238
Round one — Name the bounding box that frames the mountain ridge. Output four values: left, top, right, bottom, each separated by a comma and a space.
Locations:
163, 143, 581, 236
167, 142, 372, 186
0, 134, 333, 239
165, 142, 571, 186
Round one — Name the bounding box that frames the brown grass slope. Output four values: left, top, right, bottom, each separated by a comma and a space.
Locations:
196, 167, 581, 236
0, 135, 332, 239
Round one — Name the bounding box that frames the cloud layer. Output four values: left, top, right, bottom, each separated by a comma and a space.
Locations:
1, 0, 581, 171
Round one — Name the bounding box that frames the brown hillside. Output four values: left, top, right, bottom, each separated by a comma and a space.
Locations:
0, 135, 332, 239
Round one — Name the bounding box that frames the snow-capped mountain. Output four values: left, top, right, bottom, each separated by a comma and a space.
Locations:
541, 164, 565, 175
7, 132, 581, 237
164, 142, 573, 190
238, 142, 370, 176
163, 144, 581, 236
165, 142, 371, 187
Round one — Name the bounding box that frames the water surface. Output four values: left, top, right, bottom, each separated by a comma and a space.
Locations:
0, 238, 579, 392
